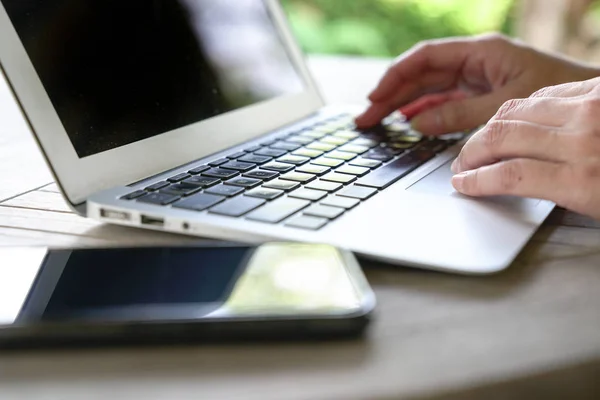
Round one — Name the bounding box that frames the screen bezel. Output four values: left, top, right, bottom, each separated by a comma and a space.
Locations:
0, 0, 324, 206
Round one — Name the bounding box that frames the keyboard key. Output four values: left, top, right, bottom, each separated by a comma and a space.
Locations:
314, 125, 338, 134
349, 158, 383, 169
188, 165, 210, 175
247, 197, 311, 223
224, 177, 262, 189
337, 186, 377, 200
304, 180, 343, 193
209, 158, 229, 167
238, 155, 272, 165
391, 133, 422, 143
262, 179, 301, 192
321, 196, 360, 209
202, 168, 240, 180
307, 142, 337, 152
255, 148, 287, 158
296, 164, 331, 176
261, 162, 295, 173
280, 172, 317, 183
289, 188, 327, 201
285, 216, 329, 230
321, 172, 357, 184
260, 139, 277, 146
210, 197, 266, 217
227, 151, 247, 159
277, 155, 310, 166
292, 148, 324, 159
333, 130, 360, 139
220, 161, 256, 172
356, 149, 435, 189
388, 142, 416, 151
286, 135, 314, 145
311, 157, 344, 168
160, 182, 203, 196
336, 165, 370, 177
184, 176, 220, 188
205, 185, 245, 197
325, 151, 356, 161
351, 138, 380, 148
304, 204, 345, 220
137, 192, 180, 205
173, 193, 225, 211
338, 144, 369, 154
244, 145, 263, 153
245, 188, 285, 200
145, 181, 170, 191
243, 170, 280, 181
419, 139, 448, 153
271, 141, 302, 151
363, 151, 393, 162
300, 130, 328, 139
121, 190, 146, 200
321, 136, 349, 146
168, 173, 192, 183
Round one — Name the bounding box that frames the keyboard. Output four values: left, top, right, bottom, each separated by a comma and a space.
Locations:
121, 114, 465, 230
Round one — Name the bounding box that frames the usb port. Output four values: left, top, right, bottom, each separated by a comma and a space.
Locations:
100, 209, 131, 221
141, 215, 165, 227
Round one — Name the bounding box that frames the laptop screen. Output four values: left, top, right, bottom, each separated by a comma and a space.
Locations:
3, 0, 305, 158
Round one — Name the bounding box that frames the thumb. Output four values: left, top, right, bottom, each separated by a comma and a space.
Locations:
411, 91, 508, 135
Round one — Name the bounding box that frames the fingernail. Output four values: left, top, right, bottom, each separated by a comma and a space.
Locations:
452, 172, 467, 192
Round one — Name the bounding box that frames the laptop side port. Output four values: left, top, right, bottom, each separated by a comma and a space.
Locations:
100, 209, 131, 222
141, 215, 165, 227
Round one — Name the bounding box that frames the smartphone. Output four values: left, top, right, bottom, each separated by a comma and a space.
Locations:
0, 243, 375, 348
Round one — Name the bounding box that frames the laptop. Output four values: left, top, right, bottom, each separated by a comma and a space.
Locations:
0, 0, 554, 274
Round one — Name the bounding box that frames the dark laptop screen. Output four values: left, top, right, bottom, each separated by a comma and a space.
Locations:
2, 0, 305, 158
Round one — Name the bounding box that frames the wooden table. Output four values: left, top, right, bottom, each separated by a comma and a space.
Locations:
1, 56, 600, 400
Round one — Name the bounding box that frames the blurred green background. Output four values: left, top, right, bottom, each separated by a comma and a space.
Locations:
280, 0, 516, 58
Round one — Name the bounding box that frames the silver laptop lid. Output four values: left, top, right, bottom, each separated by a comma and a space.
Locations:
0, 0, 323, 205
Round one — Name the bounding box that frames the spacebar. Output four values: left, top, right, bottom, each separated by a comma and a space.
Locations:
355, 149, 435, 189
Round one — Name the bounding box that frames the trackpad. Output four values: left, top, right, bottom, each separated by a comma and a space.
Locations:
408, 159, 541, 210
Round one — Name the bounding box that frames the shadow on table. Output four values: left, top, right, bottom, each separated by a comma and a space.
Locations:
0, 338, 371, 383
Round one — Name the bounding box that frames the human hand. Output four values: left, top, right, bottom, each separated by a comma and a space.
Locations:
355, 34, 600, 135
451, 77, 600, 219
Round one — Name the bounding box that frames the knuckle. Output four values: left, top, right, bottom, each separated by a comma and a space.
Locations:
482, 121, 509, 154
531, 86, 555, 98
477, 32, 509, 45
495, 99, 522, 120
497, 161, 524, 192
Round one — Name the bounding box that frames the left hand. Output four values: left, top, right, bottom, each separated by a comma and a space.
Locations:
451, 76, 600, 220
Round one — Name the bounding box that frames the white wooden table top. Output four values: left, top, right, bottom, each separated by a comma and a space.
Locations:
1, 56, 600, 400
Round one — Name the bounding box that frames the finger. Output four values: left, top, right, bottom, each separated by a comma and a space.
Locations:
531, 79, 595, 99
451, 159, 572, 206
355, 70, 456, 128
493, 97, 580, 126
369, 39, 474, 102
409, 88, 512, 135
451, 120, 566, 173
399, 90, 467, 120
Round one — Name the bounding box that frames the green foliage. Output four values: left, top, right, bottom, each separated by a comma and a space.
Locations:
280, 0, 516, 57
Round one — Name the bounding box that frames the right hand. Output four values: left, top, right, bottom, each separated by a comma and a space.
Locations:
355, 34, 600, 135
